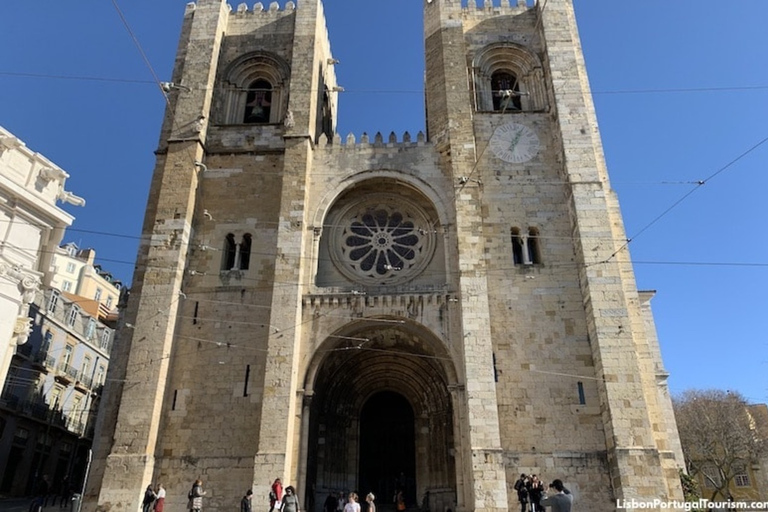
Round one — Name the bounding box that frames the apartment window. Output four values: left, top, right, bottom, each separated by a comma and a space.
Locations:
67, 306, 80, 327
94, 288, 102, 301
61, 345, 73, 367
62, 281, 73, 292
97, 365, 105, 385
66, 262, 76, 273
48, 291, 60, 313
81, 356, 92, 378
106, 296, 114, 309
100, 329, 111, 351
85, 319, 96, 340
49, 386, 63, 408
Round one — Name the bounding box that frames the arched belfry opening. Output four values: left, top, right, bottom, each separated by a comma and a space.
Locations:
305, 323, 457, 512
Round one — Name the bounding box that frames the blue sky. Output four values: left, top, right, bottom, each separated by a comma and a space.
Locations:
1, 1, 766, 403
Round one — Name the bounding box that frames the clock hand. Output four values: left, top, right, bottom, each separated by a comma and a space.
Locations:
508, 128, 524, 152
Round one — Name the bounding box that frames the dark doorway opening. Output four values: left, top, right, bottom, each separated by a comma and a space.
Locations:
359, 391, 416, 509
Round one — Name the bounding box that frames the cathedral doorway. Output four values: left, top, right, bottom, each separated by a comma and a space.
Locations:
305, 323, 457, 512
359, 391, 416, 508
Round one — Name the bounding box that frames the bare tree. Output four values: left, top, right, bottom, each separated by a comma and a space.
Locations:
673, 389, 767, 501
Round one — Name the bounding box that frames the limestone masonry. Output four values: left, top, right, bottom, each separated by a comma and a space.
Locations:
83, 1, 685, 511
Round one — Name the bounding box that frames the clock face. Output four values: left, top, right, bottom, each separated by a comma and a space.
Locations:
489, 122, 540, 163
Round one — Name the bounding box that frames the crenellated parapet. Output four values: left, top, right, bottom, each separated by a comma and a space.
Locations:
233, 1, 295, 14
316, 130, 429, 150
460, 0, 534, 12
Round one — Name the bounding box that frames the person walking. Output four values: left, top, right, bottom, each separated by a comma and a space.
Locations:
270, 478, 283, 512
143, 484, 157, 512
281, 486, 301, 512
365, 493, 376, 512
241, 489, 254, 512
188, 479, 206, 512
154, 484, 166, 512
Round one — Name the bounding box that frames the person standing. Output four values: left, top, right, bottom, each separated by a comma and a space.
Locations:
270, 478, 283, 512
528, 475, 544, 512
513, 474, 528, 512
323, 492, 337, 512
241, 489, 254, 512
343, 492, 360, 512
281, 486, 301, 512
539, 479, 572, 512
365, 493, 376, 512
188, 479, 206, 512
143, 484, 157, 512
154, 484, 166, 512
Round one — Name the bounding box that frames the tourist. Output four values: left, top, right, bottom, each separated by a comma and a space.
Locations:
344, 492, 360, 512
281, 486, 301, 512
188, 479, 206, 512
513, 474, 528, 512
154, 484, 166, 512
271, 478, 283, 512
143, 484, 157, 512
241, 489, 253, 512
365, 493, 376, 512
527, 475, 544, 512
539, 479, 572, 512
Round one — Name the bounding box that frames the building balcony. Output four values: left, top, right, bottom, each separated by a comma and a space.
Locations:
74, 373, 93, 392
54, 362, 78, 384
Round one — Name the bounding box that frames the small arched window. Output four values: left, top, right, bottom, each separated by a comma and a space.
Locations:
510, 228, 524, 265
243, 79, 273, 124
527, 227, 542, 264
240, 234, 252, 271
492, 71, 521, 111
223, 234, 237, 270
222, 233, 253, 272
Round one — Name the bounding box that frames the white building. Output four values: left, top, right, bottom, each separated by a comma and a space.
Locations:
0, 126, 84, 396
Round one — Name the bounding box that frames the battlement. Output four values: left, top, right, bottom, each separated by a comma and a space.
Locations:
185, 1, 297, 16
316, 131, 430, 150
233, 1, 295, 14
460, 0, 535, 10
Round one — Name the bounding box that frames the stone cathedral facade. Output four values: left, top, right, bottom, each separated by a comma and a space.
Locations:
83, 1, 685, 511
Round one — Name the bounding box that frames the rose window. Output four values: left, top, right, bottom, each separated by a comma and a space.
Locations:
330, 197, 436, 285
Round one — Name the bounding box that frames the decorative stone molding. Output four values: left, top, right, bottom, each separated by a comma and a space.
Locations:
12, 315, 33, 345
0, 261, 40, 345
0, 135, 22, 152
38, 166, 69, 184
58, 189, 86, 207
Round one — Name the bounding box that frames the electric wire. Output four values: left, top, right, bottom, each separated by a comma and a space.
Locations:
3, 71, 766, 97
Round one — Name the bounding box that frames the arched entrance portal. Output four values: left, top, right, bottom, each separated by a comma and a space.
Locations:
359, 392, 416, 507
306, 324, 457, 512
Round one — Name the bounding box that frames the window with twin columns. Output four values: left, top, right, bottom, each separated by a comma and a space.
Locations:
511, 227, 542, 265
222, 233, 252, 271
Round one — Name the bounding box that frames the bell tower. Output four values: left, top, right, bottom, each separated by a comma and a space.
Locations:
423, 0, 683, 508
